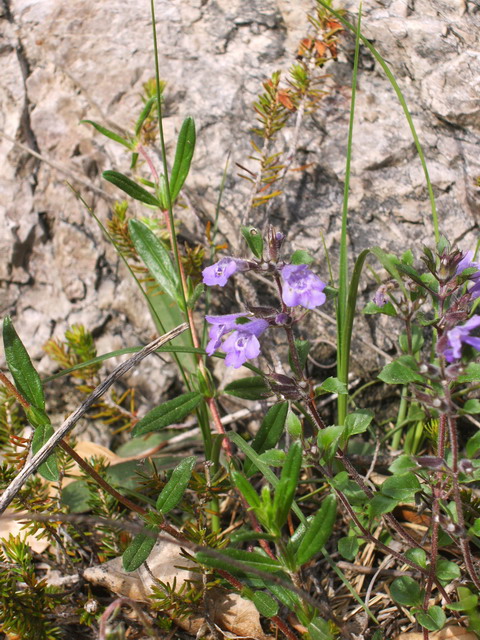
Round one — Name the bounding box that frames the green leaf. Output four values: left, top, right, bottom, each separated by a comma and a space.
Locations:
363, 301, 397, 316
30, 415, 59, 482
378, 357, 424, 384
368, 494, 398, 517
316, 377, 348, 396
251, 591, 278, 618
388, 454, 417, 474
273, 441, 302, 529
401, 249, 414, 266
463, 399, 480, 415
415, 606, 446, 631
258, 449, 286, 466
294, 495, 337, 566
405, 548, 427, 568
122, 527, 158, 572
289, 339, 311, 372
317, 425, 344, 461
134, 97, 156, 137
3, 316, 45, 410
129, 219, 180, 302
466, 431, 480, 458
286, 519, 310, 556
285, 408, 302, 438
132, 392, 203, 436
447, 587, 478, 611
390, 576, 423, 607
338, 535, 359, 561
458, 363, 480, 383
25, 405, 50, 430
344, 409, 374, 436
266, 583, 301, 611
81, 120, 132, 148
290, 249, 313, 265
244, 402, 288, 475
436, 556, 461, 584
307, 617, 335, 640
196, 548, 283, 575
381, 472, 421, 501
232, 471, 261, 510
330, 471, 368, 506
156, 456, 196, 514
241, 226, 264, 259
61, 479, 90, 513
169, 116, 196, 202
103, 170, 160, 206
224, 376, 271, 400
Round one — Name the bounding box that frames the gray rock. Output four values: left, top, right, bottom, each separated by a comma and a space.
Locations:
1, 0, 479, 421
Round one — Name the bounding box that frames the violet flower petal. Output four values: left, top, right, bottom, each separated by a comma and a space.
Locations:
202, 258, 246, 287
280, 264, 326, 310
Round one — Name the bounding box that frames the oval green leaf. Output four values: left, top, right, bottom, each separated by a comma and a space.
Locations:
415, 606, 446, 632
128, 219, 180, 302
3, 316, 45, 410
390, 576, 423, 607
122, 527, 158, 572
132, 392, 203, 436
196, 548, 283, 575
156, 456, 196, 514
294, 495, 337, 566
273, 440, 302, 529
378, 359, 424, 385
231, 471, 261, 511
224, 375, 271, 400
169, 116, 196, 202
251, 591, 278, 618
244, 402, 288, 476
381, 471, 421, 501
240, 226, 263, 259
31, 417, 59, 482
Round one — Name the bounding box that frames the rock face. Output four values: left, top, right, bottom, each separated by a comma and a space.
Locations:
1, 0, 479, 406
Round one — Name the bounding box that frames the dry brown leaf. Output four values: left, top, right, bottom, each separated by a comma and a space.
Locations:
84, 535, 271, 639
0, 510, 49, 553
395, 626, 477, 640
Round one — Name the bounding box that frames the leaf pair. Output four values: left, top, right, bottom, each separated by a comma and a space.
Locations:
101, 117, 196, 210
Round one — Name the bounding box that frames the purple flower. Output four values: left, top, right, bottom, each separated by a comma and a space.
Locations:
202, 258, 247, 287
442, 316, 480, 363
205, 315, 268, 368
222, 319, 269, 368
456, 251, 480, 276
205, 313, 248, 355
457, 251, 480, 299
373, 287, 388, 307
280, 264, 326, 310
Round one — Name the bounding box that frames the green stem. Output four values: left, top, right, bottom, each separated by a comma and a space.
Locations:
336, 7, 362, 426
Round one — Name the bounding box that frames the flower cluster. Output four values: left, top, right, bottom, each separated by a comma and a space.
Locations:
201, 244, 327, 368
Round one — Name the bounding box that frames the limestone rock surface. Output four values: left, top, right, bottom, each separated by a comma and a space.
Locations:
1, 0, 479, 416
